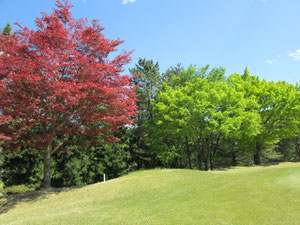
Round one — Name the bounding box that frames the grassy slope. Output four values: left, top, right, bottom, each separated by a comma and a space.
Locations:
0, 163, 300, 225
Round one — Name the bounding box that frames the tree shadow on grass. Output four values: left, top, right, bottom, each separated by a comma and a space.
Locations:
212, 162, 283, 171
0, 186, 83, 214
261, 162, 281, 167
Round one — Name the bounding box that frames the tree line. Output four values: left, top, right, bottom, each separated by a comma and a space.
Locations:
127, 59, 300, 171
1, 57, 299, 189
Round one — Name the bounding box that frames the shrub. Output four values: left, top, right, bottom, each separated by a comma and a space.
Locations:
4, 184, 35, 195
1, 148, 43, 188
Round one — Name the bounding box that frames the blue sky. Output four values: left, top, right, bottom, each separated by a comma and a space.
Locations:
1, 0, 299, 84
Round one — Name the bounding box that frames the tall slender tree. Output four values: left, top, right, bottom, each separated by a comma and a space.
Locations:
130, 58, 161, 122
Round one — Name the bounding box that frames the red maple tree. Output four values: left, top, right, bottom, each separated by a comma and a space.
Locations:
0, 0, 137, 188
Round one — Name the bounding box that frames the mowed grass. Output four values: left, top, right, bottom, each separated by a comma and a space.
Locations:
1, 163, 300, 225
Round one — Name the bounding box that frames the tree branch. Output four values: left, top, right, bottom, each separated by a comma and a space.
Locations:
51, 135, 68, 154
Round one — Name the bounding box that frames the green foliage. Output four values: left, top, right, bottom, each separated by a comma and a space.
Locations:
275, 135, 300, 162
130, 58, 161, 122
148, 66, 261, 170
1, 148, 43, 188
164, 65, 225, 88
127, 58, 163, 169
228, 73, 300, 164
52, 143, 131, 187
161, 63, 183, 85
242, 66, 250, 79
1, 141, 133, 188
2, 22, 12, 36
3, 184, 35, 195
0, 147, 4, 171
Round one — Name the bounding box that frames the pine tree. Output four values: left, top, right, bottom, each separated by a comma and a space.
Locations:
2, 23, 12, 36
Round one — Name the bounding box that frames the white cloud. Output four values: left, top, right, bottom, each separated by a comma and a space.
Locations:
265, 54, 280, 64
122, 0, 137, 4
266, 59, 277, 64
289, 49, 300, 61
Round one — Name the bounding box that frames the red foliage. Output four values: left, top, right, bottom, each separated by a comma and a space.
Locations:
0, 0, 137, 151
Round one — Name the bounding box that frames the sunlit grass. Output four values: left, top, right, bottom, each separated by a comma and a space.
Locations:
1, 162, 300, 225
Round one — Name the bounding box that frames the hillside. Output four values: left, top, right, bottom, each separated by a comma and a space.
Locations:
1, 163, 300, 225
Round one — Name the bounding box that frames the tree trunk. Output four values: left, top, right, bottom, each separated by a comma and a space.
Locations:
200, 147, 207, 171
185, 136, 192, 169
43, 142, 52, 189
232, 152, 237, 166
203, 139, 210, 171
295, 136, 300, 161
210, 136, 219, 171
210, 157, 214, 171
197, 147, 202, 170
297, 150, 300, 161
204, 155, 209, 171
253, 144, 261, 165
203, 143, 210, 171
296, 144, 300, 161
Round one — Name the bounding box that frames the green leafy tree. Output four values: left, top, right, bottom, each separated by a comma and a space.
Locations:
229, 73, 299, 164
146, 65, 217, 169
2, 23, 12, 36
161, 63, 183, 86
149, 69, 260, 170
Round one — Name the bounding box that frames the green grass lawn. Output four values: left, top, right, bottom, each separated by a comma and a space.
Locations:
1, 162, 300, 225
